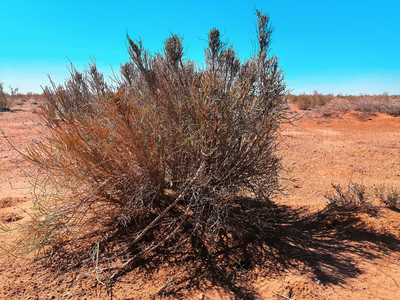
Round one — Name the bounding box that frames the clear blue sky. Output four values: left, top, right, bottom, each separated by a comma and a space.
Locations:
1, 0, 399, 95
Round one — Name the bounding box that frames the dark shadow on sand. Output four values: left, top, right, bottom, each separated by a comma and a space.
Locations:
39, 197, 400, 300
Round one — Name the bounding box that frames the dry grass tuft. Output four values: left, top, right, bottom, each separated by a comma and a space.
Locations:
324, 183, 376, 214
374, 185, 400, 210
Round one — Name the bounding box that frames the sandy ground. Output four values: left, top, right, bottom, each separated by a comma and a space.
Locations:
1, 98, 400, 299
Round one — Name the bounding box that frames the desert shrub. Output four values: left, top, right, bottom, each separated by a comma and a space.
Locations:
374, 185, 400, 209
324, 183, 375, 214
4, 11, 289, 277
0, 83, 10, 112
293, 91, 333, 110
0, 84, 20, 112
319, 94, 400, 117
350, 95, 400, 116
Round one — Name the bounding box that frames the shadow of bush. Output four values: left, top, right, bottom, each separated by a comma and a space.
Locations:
37, 196, 400, 299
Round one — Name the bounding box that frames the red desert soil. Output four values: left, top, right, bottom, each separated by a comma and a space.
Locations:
1, 98, 400, 299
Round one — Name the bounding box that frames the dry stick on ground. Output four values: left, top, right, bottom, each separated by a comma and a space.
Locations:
273, 291, 293, 300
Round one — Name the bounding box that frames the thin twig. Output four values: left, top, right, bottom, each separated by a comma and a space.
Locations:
272, 291, 293, 300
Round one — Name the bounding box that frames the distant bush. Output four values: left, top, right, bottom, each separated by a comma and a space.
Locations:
293, 91, 333, 110
6, 11, 289, 277
318, 94, 400, 117
0, 83, 10, 112
0, 84, 20, 112
292, 92, 400, 117
374, 185, 400, 210
348, 94, 400, 116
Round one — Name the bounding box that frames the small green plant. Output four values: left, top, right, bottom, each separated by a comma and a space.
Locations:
374, 185, 400, 209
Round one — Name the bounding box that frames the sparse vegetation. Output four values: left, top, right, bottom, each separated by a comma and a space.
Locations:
323, 94, 400, 117
292, 92, 400, 117
1, 3, 400, 299
4, 11, 289, 279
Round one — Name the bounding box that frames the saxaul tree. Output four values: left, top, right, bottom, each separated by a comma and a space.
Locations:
3, 10, 288, 279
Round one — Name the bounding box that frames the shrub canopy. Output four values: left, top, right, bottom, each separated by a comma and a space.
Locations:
12, 10, 288, 278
